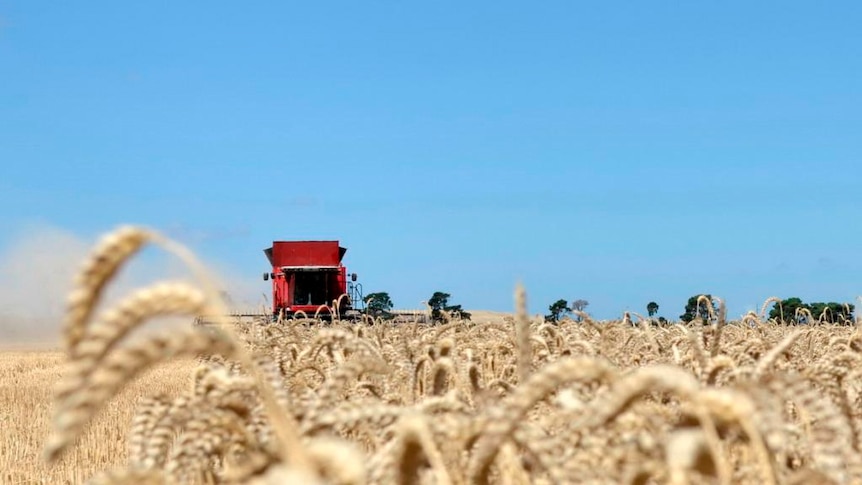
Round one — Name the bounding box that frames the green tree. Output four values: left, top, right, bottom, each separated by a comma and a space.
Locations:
364, 292, 394, 318
809, 301, 855, 324
767, 297, 808, 324
680, 294, 718, 323
428, 291, 471, 322
545, 299, 571, 323
766, 298, 855, 324
647, 301, 659, 317
428, 291, 449, 321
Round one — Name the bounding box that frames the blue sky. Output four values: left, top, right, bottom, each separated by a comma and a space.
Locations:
1, 1, 860, 321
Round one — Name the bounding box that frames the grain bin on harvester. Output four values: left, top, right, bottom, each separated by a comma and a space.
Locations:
262, 240, 364, 320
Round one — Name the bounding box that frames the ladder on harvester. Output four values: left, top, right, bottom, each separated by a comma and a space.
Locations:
348, 280, 364, 312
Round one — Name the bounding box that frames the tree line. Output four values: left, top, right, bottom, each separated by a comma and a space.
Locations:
363, 290, 471, 323
545, 294, 856, 325
676, 294, 855, 325
764, 297, 855, 324
363, 290, 856, 325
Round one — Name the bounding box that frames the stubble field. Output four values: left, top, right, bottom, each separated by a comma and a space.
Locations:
0, 348, 196, 484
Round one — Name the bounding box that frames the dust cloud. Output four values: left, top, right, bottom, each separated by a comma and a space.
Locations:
0, 223, 262, 348
0, 224, 88, 346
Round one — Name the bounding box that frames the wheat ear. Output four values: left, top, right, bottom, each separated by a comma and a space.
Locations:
753, 328, 807, 380
710, 296, 726, 357
389, 414, 453, 485
135, 395, 196, 469
45, 327, 237, 462
54, 282, 207, 405
164, 406, 255, 483
574, 365, 700, 430
759, 296, 782, 320
514, 283, 531, 384
127, 393, 173, 468
469, 357, 617, 485
64, 225, 151, 356
697, 389, 777, 485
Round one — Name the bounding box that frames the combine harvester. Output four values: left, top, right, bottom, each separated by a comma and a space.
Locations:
198, 239, 426, 324
262, 240, 363, 321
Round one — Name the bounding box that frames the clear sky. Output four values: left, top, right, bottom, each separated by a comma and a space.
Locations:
1, 2, 860, 322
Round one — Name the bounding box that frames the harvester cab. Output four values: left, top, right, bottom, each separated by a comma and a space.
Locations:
263, 240, 363, 320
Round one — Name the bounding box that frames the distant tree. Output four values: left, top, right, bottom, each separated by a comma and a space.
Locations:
658, 316, 668, 325
680, 294, 718, 323
571, 299, 589, 321
364, 292, 394, 318
767, 297, 808, 324
809, 301, 855, 324
428, 291, 471, 322
765, 298, 855, 325
647, 301, 659, 317
545, 299, 571, 323
428, 292, 449, 321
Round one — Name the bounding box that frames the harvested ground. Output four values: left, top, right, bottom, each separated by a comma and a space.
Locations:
0, 350, 196, 484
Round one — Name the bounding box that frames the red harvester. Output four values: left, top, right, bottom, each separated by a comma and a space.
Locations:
262, 240, 363, 320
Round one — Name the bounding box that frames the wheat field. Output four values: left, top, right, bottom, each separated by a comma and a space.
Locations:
4, 225, 862, 484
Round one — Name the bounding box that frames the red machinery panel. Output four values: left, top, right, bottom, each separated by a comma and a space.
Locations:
263, 240, 354, 318
264, 241, 345, 267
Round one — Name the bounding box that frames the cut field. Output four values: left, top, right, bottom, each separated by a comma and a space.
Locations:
0, 349, 196, 484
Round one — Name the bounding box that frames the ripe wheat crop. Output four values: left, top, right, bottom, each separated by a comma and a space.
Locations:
3, 225, 862, 484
